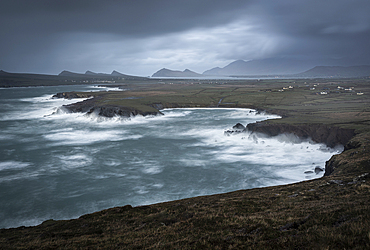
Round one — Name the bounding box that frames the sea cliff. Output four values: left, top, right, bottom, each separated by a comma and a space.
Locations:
246, 121, 355, 149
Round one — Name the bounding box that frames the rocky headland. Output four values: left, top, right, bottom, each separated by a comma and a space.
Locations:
53, 92, 162, 118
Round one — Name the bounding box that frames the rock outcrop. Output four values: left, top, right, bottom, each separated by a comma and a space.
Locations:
85, 106, 161, 118
53, 92, 162, 118
52, 92, 94, 99
246, 122, 355, 148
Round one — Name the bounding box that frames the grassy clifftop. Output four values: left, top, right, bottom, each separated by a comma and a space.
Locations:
1, 78, 370, 249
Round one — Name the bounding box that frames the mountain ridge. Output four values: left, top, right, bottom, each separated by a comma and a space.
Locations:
59, 70, 131, 77
152, 68, 202, 77
201, 58, 370, 77
203, 58, 318, 76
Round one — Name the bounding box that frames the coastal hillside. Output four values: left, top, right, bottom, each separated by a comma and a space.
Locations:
0, 70, 149, 87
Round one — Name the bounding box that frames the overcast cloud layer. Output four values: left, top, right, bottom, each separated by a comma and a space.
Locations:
1, 0, 370, 76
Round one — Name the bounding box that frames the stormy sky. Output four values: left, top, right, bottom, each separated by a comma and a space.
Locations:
1, 0, 370, 76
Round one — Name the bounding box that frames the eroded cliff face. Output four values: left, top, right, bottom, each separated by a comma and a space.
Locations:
246, 122, 355, 148
324, 133, 370, 176
245, 121, 370, 177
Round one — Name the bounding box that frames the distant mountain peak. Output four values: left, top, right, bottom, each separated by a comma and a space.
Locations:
85, 70, 98, 75
152, 68, 202, 77
58, 70, 80, 76
111, 70, 125, 76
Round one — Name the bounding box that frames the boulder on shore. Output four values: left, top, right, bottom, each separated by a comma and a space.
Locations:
233, 123, 246, 131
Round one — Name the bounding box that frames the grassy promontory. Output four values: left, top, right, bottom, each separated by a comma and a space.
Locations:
1, 78, 370, 249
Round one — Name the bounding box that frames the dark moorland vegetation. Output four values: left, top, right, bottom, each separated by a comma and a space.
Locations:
0, 76, 369, 249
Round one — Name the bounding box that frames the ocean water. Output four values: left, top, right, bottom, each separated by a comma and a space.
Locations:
0, 85, 342, 229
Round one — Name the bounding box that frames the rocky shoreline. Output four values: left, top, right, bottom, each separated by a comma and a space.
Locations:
225, 121, 355, 148
225, 121, 359, 177
54, 91, 360, 177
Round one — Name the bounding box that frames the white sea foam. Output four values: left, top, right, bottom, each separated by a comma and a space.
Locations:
103, 160, 122, 167
0, 169, 41, 183
95, 173, 126, 179
0, 134, 15, 140
0, 161, 31, 171
131, 159, 164, 175
141, 163, 163, 175
43, 129, 141, 146
1, 95, 91, 121
90, 85, 125, 92
179, 158, 208, 167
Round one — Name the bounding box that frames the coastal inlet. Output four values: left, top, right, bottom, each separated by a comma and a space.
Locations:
0, 85, 342, 229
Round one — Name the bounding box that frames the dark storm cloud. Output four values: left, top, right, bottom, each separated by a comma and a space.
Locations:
259, 0, 370, 61
1, 0, 251, 36
1, 0, 369, 75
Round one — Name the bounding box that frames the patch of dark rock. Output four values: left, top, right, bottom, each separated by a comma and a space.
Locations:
315, 166, 324, 174
304, 171, 314, 174
233, 123, 246, 130
224, 123, 247, 135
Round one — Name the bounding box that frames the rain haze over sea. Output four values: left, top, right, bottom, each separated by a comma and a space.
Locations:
0, 85, 342, 229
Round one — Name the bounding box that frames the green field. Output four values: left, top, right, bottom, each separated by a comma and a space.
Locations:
67, 78, 370, 131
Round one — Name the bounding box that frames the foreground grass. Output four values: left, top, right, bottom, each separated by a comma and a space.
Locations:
1, 78, 370, 249
1, 172, 369, 249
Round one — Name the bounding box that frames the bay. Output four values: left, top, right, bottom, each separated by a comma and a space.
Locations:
0, 85, 341, 229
